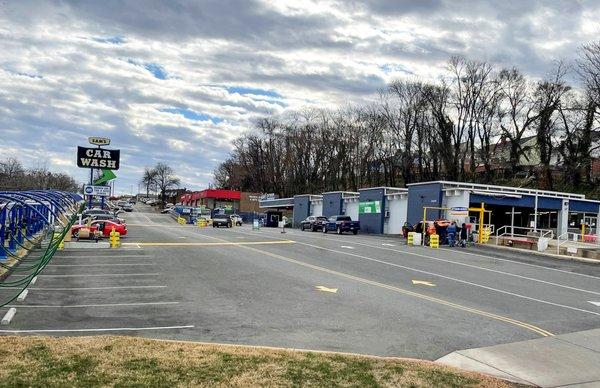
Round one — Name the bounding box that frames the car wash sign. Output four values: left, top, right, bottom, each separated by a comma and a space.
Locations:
77, 146, 120, 170
359, 200, 381, 214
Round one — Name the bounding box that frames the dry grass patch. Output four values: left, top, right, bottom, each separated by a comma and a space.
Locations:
0, 336, 518, 387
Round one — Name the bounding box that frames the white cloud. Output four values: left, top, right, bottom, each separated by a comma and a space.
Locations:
0, 0, 598, 194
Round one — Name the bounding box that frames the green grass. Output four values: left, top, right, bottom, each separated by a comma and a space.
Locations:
0, 336, 515, 387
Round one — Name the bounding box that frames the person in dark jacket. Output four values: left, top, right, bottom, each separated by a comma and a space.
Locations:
460, 223, 468, 247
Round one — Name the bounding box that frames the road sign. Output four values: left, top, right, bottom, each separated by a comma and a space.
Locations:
77, 146, 120, 170
94, 169, 117, 185
88, 137, 111, 146
359, 200, 381, 214
83, 185, 111, 197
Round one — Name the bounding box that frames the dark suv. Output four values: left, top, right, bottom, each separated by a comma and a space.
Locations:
212, 214, 232, 228
300, 216, 328, 231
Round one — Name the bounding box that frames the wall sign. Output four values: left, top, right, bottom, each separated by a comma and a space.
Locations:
359, 201, 381, 214
449, 207, 469, 217
77, 146, 120, 170
83, 185, 111, 197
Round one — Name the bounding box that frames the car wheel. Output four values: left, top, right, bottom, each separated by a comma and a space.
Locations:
312, 226, 317, 232
337, 226, 342, 235
213, 225, 216, 228
301, 225, 305, 231
322, 227, 327, 234
352, 230, 358, 235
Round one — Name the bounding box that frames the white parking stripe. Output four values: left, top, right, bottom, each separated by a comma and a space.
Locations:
46, 263, 156, 267
53, 255, 151, 259
219, 228, 600, 315
10, 273, 160, 277
0, 325, 194, 333
7, 302, 179, 308
2, 286, 167, 290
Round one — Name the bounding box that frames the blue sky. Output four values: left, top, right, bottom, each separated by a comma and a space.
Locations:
0, 0, 599, 194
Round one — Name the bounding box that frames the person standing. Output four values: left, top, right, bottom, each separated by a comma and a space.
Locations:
460, 223, 468, 247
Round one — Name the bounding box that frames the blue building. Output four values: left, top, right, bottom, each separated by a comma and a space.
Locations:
259, 180, 600, 241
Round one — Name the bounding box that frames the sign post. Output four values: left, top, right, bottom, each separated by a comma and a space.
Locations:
77, 137, 119, 209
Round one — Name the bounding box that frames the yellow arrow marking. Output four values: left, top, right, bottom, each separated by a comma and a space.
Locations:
412, 280, 436, 287
315, 285, 338, 293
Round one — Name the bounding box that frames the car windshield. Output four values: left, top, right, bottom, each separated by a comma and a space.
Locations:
316, 217, 327, 221
337, 216, 351, 221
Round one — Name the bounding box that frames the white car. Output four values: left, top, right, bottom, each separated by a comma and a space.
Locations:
230, 214, 243, 226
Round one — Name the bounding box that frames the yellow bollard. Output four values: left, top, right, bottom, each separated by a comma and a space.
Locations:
197, 218, 206, 228
482, 228, 491, 243
407, 232, 414, 246
109, 227, 121, 248
429, 233, 439, 248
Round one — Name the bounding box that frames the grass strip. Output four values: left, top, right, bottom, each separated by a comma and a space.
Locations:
0, 335, 520, 387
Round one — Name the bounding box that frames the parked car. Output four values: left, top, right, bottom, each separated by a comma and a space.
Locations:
71, 220, 128, 239
300, 216, 328, 231
85, 213, 125, 224
81, 208, 111, 218
117, 201, 133, 212
230, 214, 243, 226
322, 215, 360, 235
212, 214, 232, 228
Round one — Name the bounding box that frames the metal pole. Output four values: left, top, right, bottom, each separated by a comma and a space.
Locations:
511, 206, 515, 237
0, 205, 6, 261
88, 167, 93, 209
479, 202, 484, 244
533, 194, 538, 233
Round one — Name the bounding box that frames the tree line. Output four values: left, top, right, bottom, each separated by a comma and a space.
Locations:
0, 157, 80, 192
214, 42, 600, 199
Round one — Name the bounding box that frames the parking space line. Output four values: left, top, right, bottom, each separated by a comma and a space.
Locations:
241, 228, 600, 294
46, 263, 156, 267
9, 273, 160, 278
185, 228, 555, 336
279, 228, 600, 280
316, 238, 600, 296
1, 285, 167, 290
52, 255, 151, 259
7, 301, 179, 308
0, 325, 195, 333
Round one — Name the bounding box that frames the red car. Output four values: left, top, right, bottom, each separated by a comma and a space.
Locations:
71, 220, 128, 238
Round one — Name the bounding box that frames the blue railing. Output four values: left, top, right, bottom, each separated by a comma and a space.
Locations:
0, 190, 83, 306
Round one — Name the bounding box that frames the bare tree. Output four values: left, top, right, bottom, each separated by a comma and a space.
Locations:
533, 62, 571, 189
152, 163, 180, 207
140, 167, 158, 197
497, 68, 538, 176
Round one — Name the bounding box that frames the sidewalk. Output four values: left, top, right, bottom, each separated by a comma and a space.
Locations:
437, 328, 600, 387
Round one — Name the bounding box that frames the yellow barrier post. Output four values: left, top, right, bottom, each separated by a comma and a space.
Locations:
429, 234, 439, 248
197, 218, 206, 228
109, 227, 120, 248
407, 232, 414, 246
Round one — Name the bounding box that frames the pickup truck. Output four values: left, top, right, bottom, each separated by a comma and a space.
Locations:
322, 215, 360, 235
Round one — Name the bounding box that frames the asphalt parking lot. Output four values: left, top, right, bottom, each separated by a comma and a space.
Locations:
1, 204, 599, 360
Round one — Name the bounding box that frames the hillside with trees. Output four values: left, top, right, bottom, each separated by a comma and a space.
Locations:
0, 157, 79, 192
214, 43, 600, 199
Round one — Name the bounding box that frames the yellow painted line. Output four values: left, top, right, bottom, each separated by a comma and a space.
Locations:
122, 240, 295, 247
412, 280, 436, 287
237, 244, 554, 337
315, 285, 338, 293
